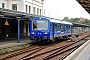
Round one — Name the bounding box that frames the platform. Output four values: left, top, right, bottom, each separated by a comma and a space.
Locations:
64, 39, 90, 60
0, 38, 32, 48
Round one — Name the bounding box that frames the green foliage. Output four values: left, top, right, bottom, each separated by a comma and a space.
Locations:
63, 17, 70, 22
12, 47, 19, 51
70, 18, 75, 22
0, 48, 5, 54
63, 17, 90, 25
0, 44, 31, 54
79, 19, 90, 25
74, 18, 80, 23
5, 48, 10, 52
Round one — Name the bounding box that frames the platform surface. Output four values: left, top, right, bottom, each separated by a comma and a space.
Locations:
0, 38, 32, 48
64, 40, 90, 60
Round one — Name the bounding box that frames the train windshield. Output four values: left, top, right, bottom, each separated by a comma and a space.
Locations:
32, 20, 48, 30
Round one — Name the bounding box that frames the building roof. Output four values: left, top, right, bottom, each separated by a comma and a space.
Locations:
0, 8, 61, 20
76, 0, 90, 14
0, 8, 89, 27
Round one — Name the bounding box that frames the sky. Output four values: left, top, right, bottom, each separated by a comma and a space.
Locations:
43, 0, 90, 20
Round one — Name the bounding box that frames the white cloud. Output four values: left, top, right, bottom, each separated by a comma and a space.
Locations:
43, 0, 90, 19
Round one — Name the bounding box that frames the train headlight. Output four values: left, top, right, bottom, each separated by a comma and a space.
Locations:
45, 32, 48, 34
31, 32, 35, 34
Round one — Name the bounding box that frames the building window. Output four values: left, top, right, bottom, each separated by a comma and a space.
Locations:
40, 9, 41, 15
12, 4, 17, 10
29, 6, 31, 13
33, 7, 35, 14
2, 3, 5, 8
26, 5, 28, 12
37, 8, 39, 15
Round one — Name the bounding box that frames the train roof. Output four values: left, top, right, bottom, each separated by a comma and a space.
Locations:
50, 19, 73, 25
31, 17, 73, 25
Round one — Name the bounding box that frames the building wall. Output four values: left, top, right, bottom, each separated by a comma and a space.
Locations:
0, 0, 44, 37
24, 0, 43, 15
0, 0, 7, 9
0, 0, 44, 15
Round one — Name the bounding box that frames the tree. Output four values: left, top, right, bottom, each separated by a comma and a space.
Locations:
63, 17, 70, 22
70, 18, 75, 22
62, 17, 90, 25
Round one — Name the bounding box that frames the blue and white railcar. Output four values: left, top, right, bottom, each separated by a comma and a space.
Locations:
30, 17, 73, 43
50, 19, 73, 40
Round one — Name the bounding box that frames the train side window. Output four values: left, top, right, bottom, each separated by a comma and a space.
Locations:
61, 24, 62, 30
54, 24, 57, 30
54, 24, 60, 30
70, 26, 71, 29
60, 24, 61, 30
57, 24, 60, 30
67, 25, 70, 30
66, 25, 68, 30
68, 25, 70, 30
65, 25, 67, 30
62, 24, 65, 30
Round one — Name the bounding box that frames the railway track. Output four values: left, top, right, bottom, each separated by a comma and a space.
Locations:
0, 41, 61, 60
0, 45, 49, 60
44, 39, 87, 60
20, 36, 89, 60
0, 32, 90, 60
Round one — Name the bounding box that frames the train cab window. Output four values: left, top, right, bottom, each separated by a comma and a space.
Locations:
32, 20, 48, 30
33, 21, 37, 30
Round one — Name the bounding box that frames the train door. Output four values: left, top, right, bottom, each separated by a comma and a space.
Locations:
50, 22, 54, 40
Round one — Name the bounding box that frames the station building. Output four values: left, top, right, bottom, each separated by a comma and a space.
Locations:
0, 0, 44, 42
0, 0, 44, 15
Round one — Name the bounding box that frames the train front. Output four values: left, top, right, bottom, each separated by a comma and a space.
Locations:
30, 18, 50, 43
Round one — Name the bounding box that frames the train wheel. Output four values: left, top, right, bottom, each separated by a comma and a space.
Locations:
45, 39, 50, 44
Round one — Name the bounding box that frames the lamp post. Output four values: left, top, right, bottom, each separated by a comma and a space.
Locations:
57, 15, 59, 19
49, 13, 50, 17
44, 9, 46, 16
41, 0, 44, 15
